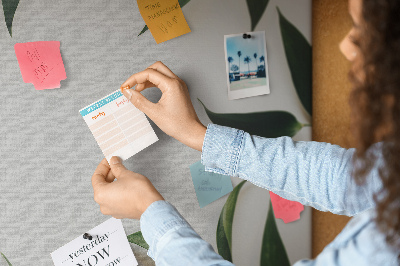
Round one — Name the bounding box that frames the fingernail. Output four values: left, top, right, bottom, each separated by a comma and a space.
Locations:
125, 89, 133, 100
110, 156, 122, 165
121, 85, 129, 92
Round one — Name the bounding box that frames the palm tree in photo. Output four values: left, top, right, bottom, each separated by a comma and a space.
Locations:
253, 53, 258, 75
244, 56, 252, 78
237, 51, 242, 78
231, 64, 239, 73
258, 55, 266, 77
260, 55, 266, 71
227, 56, 234, 74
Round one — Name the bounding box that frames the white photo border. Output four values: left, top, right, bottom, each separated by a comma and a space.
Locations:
224, 31, 270, 100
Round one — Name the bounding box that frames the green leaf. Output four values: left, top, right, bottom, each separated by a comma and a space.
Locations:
137, 0, 192, 36
137, 25, 148, 37
2, 0, 20, 37
246, 0, 270, 31
198, 99, 304, 138
216, 205, 232, 261
177, 0, 191, 8
1, 252, 12, 266
260, 200, 290, 266
127, 231, 149, 250
277, 7, 312, 116
222, 181, 246, 249
216, 180, 246, 262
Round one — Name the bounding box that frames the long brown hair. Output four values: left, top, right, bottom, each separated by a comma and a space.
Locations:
350, 0, 400, 254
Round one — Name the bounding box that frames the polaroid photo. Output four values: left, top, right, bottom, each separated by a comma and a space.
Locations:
224, 31, 270, 100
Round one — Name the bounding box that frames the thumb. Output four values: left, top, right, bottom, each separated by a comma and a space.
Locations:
92, 158, 111, 189
122, 88, 155, 115
109, 156, 129, 178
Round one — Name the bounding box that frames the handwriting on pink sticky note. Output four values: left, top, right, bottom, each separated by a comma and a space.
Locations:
14, 41, 67, 90
270, 191, 304, 223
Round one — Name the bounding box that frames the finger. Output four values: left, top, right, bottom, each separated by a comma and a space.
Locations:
147, 61, 178, 79
105, 168, 116, 183
121, 68, 173, 94
109, 156, 130, 178
100, 206, 111, 216
121, 89, 158, 116
91, 159, 110, 189
135, 81, 156, 92
111, 214, 125, 219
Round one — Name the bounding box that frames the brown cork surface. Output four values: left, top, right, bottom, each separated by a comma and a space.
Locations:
312, 0, 354, 258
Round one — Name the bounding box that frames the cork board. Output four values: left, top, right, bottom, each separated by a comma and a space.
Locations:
312, 0, 354, 257
0, 1, 312, 264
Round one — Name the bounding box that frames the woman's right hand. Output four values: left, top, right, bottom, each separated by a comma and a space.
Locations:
120, 61, 207, 151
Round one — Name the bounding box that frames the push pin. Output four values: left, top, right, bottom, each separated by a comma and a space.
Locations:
83, 233, 93, 240
121, 85, 130, 93
242, 33, 252, 39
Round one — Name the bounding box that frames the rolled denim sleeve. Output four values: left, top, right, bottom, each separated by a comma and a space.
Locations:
201, 124, 383, 216
140, 200, 233, 266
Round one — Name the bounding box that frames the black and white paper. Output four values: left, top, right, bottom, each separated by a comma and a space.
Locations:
51, 218, 138, 266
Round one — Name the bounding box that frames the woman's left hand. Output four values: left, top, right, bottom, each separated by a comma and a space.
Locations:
91, 157, 164, 219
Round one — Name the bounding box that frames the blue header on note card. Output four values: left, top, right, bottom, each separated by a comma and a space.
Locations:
80, 91, 123, 116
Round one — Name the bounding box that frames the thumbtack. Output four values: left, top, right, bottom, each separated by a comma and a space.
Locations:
83, 233, 93, 240
242, 33, 252, 39
121, 85, 130, 92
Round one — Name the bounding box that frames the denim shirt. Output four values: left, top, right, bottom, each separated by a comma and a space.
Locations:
140, 124, 399, 265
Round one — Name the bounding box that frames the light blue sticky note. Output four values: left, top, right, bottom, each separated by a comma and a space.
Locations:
189, 160, 233, 208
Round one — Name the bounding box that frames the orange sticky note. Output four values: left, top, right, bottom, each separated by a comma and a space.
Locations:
269, 191, 304, 223
14, 41, 66, 90
137, 0, 191, 44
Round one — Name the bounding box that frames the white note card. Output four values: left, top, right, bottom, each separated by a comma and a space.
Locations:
79, 90, 158, 162
51, 218, 138, 266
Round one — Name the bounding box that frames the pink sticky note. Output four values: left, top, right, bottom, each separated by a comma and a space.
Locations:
270, 191, 304, 223
14, 41, 67, 90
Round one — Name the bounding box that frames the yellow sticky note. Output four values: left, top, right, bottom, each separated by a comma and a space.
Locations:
137, 0, 191, 44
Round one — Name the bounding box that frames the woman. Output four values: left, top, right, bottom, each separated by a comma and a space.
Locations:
91, 0, 400, 264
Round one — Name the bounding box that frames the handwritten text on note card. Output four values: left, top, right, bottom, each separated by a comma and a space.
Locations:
14, 41, 67, 90
190, 161, 233, 208
137, 0, 191, 44
51, 218, 138, 266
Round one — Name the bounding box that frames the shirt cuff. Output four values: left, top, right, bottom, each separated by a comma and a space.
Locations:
201, 123, 245, 176
140, 200, 191, 260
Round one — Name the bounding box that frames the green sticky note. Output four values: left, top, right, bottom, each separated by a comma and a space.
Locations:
189, 161, 233, 208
